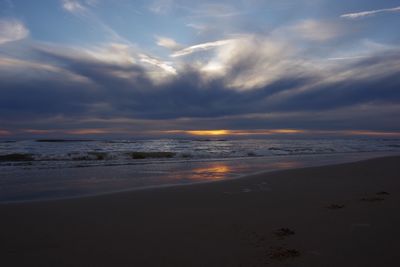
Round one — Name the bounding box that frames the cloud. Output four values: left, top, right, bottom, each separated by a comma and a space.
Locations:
139, 54, 177, 76
149, 0, 175, 14
149, 1, 244, 18
62, 0, 86, 13
178, 35, 302, 91
3, 40, 400, 118
286, 19, 341, 42
186, 3, 245, 18
171, 39, 234, 57
33, 41, 179, 88
186, 23, 206, 31
0, 57, 92, 83
155, 36, 182, 51
341, 6, 400, 19
61, 0, 129, 44
35, 42, 137, 67
0, 19, 29, 45
1, 23, 400, 135
327, 56, 368, 61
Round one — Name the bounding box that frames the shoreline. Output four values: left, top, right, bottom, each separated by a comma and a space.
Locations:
1, 151, 398, 203
1, 155, 400, 266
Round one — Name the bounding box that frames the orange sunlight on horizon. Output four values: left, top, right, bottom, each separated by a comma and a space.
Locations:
186, 130, 230, 136
164, 129, 306, 136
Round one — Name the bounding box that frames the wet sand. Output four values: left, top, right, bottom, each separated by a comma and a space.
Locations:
1, 156, 399, 266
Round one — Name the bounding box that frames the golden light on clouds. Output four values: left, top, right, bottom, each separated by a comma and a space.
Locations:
186, 130, 230, 136
264, 129, 305, 134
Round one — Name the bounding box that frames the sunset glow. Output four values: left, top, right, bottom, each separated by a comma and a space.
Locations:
0, 130, 11, 136
65, 129, 110, 135
164, 129, 307, 136
186, 130, 230, 136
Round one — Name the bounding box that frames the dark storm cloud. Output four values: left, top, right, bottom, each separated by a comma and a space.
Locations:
0, 73, 93, 117
1, 38, 400, 135
265, 53, 400, 112
0, 54, 312, 120
8, 44, 309, 121
37, 45, 400, 117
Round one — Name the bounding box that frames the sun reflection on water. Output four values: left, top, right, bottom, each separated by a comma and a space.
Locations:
188, 163, 231, 180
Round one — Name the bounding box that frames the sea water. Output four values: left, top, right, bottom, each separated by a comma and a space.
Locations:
0, 138, 399, 202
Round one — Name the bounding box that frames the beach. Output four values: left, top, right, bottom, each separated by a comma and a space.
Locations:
1, 155, 399, 266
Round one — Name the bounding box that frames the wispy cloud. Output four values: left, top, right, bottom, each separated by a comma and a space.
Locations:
149, 1, 245, 18
0, 18, 29, 45
62, 0, 86, 14
171, 39, 233, 57
61, 0, 129, 44
341, 6, 400, 19
186, 23, 206, 31
155, 36, 182, 51
139, 54, 177, 75
61, 0, 98, 13
327, 56, 368, 61
149, 0, 175, 14
186, 3, 246, 18
286, 19, 341, 42
0, 56, 92, 84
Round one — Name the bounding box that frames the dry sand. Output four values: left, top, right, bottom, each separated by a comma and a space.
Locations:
1, 156, 399, 267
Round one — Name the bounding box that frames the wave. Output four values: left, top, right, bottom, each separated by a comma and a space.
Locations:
0, 138, 399, 171
0, 153, 34, 161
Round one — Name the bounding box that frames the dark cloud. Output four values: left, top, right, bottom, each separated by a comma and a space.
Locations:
1, 41, 400, 135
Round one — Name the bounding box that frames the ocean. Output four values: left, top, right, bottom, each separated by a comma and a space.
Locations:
1, 138, 399, 202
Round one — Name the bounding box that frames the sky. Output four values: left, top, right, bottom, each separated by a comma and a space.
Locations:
0, 0, 400, 138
